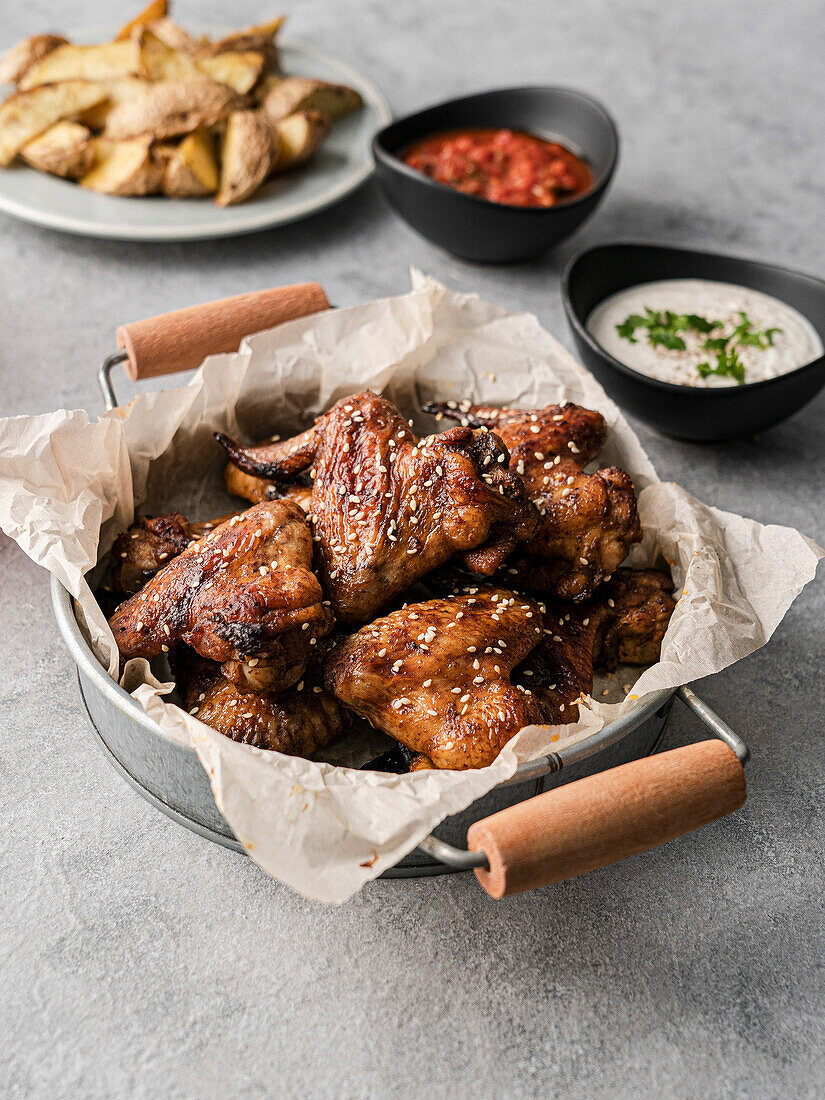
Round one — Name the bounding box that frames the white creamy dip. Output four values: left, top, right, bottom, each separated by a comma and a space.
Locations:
587, 279, 822, 387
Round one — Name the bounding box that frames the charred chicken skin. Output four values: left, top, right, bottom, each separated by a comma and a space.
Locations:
425, 401, 642, 599
215, 391, 538, 624
176, 652, 345, 757
111, 512, 237, 596
108, 500, 334, 694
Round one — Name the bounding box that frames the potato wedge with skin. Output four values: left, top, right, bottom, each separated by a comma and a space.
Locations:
139, 30, 201, 82
197, 51, 264, 95
115, 0, 168, 41
0, 35, 68, 86
19, 42, 143, 91
76, 77, 149, 131
195, 18, 285, 60
20, 120, 94, 178
80, 136, 160, 195
146, 18, 203, 55
162, 129, 218, 196
217, 109, 271, 206
104, 78, 239, 141
253, 73, 283, 104
261, 77, 362, 124
270, 109, 330, 172
0, 81, 106, 165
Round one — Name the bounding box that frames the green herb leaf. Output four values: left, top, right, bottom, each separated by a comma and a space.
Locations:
648, 329, 687, 351
703, 336, 730, 351
685, 314, 722, 334
615, 314, 646, 342
696, 348, 746, 384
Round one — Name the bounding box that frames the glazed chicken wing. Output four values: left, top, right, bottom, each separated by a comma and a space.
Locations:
590, 567, 675, 669
108, 500, 334, 694
426, 400, 642, 599
224, 462, 314, 511
357, 568, 675, 772
325, 586, 563, 770
216, 391, 538, 624
176, 652, 345, 756
423, 400, 607, 475
111, 511, 237, 596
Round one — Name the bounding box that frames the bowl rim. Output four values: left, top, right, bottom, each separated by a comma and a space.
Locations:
372, 84, 620, 215
562, 240, 825, 397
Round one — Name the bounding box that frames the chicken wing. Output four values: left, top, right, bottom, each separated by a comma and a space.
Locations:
325, 586, 564, 770
426, 400, 641, 599
216, 391, 538, 624
176, 652, 345, 757
108, 500, 334, 693
111, 511, 237, 596
224, 461, 314, 510
423, 400, 607, 475
590, 567, 675, 669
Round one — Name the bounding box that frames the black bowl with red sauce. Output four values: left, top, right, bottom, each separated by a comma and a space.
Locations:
373, 87, 619, 263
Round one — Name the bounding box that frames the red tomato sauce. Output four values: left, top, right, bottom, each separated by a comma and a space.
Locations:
402, 127, 593, 207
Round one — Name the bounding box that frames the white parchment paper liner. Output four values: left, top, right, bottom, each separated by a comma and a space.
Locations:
1, 273, 821, 903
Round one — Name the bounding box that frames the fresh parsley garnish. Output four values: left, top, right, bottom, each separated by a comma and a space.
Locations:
615, 309, 722, 350
696, 348, 746, 384
614, 305, 783, 384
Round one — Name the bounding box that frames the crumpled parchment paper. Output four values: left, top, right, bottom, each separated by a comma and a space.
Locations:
1, 273, 821, 903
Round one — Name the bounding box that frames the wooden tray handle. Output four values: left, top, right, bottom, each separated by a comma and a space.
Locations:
115, 283, 330, 381
467, 740, 746, 899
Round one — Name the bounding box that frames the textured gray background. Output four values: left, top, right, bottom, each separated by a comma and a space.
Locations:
1, 1, 823, 1097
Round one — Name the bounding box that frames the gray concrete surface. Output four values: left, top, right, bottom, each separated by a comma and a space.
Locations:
1, 1, 824, 1097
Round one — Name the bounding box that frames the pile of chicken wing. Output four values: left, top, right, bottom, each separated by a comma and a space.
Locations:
107, 390, 675, 771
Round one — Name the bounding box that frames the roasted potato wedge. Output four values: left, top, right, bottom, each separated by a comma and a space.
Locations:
261, 76, 362, 123
138, 30, 200, 82
115, 0, 168, 42
217, 109, 272, 205
271, 109, 330, 172
20, 120, 94, 178
145, 18, 202, 54
19, 42, 143, 91
104, 78, 239, 140
195, 18, 284, 60
198, 51, 265, 94
80, 135, 160, 195
161, 128, 218, 196
76, 77, 149, 131
0, 81, 106, 165
0, 34, 68, 86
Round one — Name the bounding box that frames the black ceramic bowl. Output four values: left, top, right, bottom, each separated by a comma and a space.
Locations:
563, 242, 825, 442
372, 87, 618, 263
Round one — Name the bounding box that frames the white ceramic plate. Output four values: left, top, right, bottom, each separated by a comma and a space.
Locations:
0, 44, 391, 241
